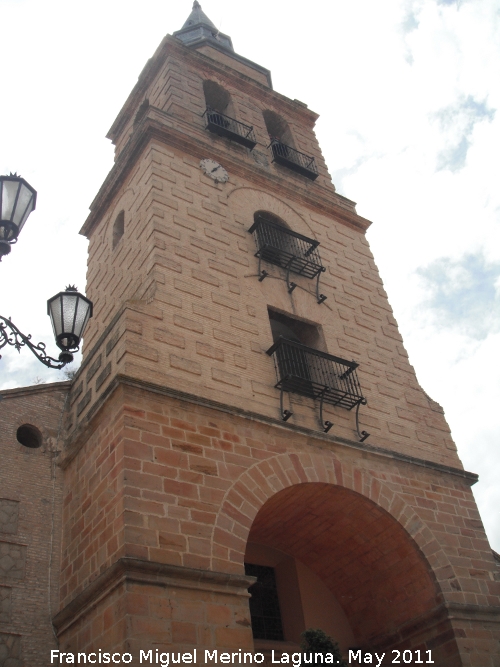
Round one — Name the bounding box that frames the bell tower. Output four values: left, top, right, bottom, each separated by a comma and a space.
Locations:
54, 3, 500, 663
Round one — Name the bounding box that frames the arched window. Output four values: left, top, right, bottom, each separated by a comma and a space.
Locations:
249, 211, 326, 300
202, 80, 257, 149
262, 110, 295, 147
112, 211, 124, 250
252, 211, 294, 270
254, 211, 289, 229
203, 80, 232, 115
263, 111, 318, 180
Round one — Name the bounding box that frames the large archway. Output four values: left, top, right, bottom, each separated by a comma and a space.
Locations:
213, 453, 462, 659
244, 482, 441, 648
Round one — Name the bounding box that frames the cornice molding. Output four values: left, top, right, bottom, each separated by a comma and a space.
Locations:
52, 556, 500, 639
61, 369, 478, 488
368, 600, 500, 651
0, 380, 70, 400
53, 557, 255, 635
81, 109, 370, 238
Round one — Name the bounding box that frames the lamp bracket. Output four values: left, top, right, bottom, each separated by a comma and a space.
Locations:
0, 315, 73, 369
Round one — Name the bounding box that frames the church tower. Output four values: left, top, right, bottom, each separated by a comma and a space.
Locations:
49, 3, 500, 663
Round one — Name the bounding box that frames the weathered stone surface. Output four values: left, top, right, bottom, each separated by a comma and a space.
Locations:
0, 543, 26, 581
0, 501, 19, 536
0, 633, 22, 667
0, 588, 12, 624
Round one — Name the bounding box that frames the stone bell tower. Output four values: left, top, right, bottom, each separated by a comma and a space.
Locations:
52, 3, 500, 664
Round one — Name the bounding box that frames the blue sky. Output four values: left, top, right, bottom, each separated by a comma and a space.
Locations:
1, 0, 499, 551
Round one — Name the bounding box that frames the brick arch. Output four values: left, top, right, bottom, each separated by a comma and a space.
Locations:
213, 452, 450, 645
226, 186, 317, 240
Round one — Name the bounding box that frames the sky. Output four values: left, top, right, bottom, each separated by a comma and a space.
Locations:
1, 0, 499, 552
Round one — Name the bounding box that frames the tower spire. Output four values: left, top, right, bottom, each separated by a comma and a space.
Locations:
174, 1, 234, 52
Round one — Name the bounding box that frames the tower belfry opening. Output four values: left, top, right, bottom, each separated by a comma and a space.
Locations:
1, 3, 499, 666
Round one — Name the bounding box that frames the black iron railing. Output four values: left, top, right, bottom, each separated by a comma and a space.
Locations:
249, 215, 327, 302
266, 337, 369, 440
267, 338, 364, 409
269, 139, 318, 180
204, 107, 257, 149
249, 216, 322, 279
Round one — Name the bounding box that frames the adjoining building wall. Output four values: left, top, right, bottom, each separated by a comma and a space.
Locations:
0, 382, 68, 667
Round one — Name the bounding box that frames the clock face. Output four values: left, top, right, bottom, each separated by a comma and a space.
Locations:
200, 158, 229, 183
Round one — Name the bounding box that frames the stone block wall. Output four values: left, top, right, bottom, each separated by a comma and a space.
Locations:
55, 563, 254, 659
73, 136, 462, 470
109, 39, 332, 192
56, 382, 500, 663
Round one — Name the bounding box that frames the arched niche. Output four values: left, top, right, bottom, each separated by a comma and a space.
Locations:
112, 210, 125, 250
203, 80, 233, 115
263, 109, 295, 147
227, 187, 315, 239
254, 210, 290, 230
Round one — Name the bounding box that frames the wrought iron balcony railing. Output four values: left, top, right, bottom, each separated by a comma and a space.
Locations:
204, 107, 257, 149
266, 337, 369, 441
248, 215, 327, 303
269, 139, 318, 180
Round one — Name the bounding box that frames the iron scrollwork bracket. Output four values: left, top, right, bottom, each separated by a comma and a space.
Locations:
257, 254, 269, 282
318, 388, 334, 433
279, 382, 293, 422
285, 257, 297, 294
355, 398, 370, 442
0, 315, 72, 369
316, 267, 327, 304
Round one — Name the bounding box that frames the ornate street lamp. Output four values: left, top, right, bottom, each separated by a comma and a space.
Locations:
0, 286, 93, 369
0, 174, 37, 260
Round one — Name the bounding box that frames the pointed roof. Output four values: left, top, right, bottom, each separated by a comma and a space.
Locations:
181, 1, 217, 31
173, 1, 234, 52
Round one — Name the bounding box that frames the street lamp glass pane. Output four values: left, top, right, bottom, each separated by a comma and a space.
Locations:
61, 293, 78, 335
48, 297, 63, 338
1, 180, 20, 224
74, 298, 91, 338
13, 183, 35, 229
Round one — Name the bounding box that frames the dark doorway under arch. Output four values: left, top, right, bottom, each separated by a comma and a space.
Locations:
245, 483, 443, 651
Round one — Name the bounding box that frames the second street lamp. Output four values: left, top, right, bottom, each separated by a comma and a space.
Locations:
0, 286, 93, 369
47, 286, 93, 364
